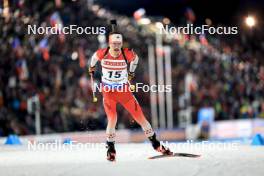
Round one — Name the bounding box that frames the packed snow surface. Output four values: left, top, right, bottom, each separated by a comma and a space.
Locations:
0, 143, 264, 176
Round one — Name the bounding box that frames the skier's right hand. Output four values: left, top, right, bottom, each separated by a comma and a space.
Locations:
89, 66, 96, 75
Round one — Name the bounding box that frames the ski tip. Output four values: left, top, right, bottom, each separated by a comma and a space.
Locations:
148, 153, 201, 159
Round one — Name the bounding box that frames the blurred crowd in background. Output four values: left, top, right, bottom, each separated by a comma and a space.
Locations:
0, 0, 263, 136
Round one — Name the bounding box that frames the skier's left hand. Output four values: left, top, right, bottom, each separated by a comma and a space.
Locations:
128, 72, 135, 81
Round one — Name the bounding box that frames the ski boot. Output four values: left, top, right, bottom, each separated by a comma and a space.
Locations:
106, 141, 116, 161
148, 133, 173, 155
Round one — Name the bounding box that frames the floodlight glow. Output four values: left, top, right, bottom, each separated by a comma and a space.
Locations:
245, 16, 256, 28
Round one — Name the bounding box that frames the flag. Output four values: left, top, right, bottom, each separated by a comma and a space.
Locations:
185, 8, 196, 23
55, 0, 62, 8
185, 72, 197, 93
199, 35, 208, 46
3, 0, 10, 21
55, 66, 62, 92
0, 91, 4, 108
133, 8, 145, 21
12, 37, 22, 56
18, 0, 25, 8
50, 12, 65, 43
39, 38, 50, 61
12, 37, 21, 49
16, 59, 29, 81
78, 47, 86, 68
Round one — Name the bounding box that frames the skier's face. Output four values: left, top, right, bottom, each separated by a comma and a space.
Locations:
109, 34, 123, 53
109, 42, 122, 52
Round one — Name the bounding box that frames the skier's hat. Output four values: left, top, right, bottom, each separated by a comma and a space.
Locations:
109, 19, 123, 44
109, 33, 123, 43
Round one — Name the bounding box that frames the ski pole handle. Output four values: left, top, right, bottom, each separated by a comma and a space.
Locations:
90, 73, 98, 103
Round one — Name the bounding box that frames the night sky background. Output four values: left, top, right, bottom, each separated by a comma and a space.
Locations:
97, 0, 264, 26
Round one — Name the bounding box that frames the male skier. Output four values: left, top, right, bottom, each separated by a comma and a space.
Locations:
89, 28, 172, 161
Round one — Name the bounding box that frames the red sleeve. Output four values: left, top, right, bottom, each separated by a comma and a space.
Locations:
123, 48, 137, 63
95, 48, 108, 61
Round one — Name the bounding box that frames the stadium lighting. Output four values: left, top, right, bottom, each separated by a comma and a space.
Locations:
155, 22, 163, 29
71, 52, 78, 60
163, 18, 170, 25
245, 15, 256, 28
139, 18, 151, 25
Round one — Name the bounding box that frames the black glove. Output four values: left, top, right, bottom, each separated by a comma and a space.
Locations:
128, 72, 135, 81
89, 66, 96, 75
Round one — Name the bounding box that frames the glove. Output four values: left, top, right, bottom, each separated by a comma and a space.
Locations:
89, 66, 96, 75
128, 72, 135, 81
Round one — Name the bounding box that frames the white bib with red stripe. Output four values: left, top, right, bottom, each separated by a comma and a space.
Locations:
101, 59, 128, 85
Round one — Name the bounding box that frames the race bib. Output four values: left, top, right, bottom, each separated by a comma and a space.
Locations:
101, 59, 128, 85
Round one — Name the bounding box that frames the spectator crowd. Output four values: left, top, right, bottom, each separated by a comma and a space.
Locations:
0, 0, 263, 136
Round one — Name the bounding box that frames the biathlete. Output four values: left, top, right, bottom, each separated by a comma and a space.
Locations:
89, 29, 172, 162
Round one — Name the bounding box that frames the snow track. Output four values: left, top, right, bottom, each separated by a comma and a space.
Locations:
0, 143, 263, 176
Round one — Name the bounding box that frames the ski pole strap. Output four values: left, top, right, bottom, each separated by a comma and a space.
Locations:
121, 48, 128, 65
103, 47, 110, 58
